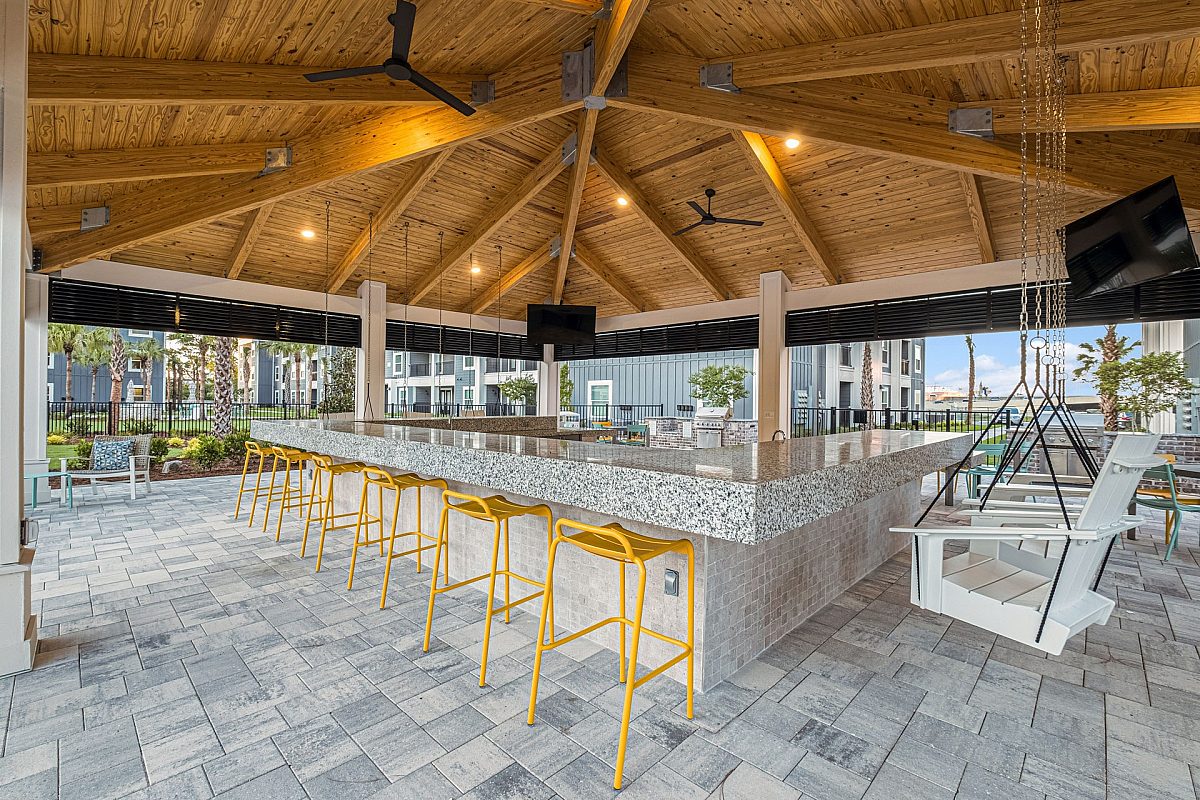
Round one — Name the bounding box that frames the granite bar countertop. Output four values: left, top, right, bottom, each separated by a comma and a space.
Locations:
251, 420, 973, 543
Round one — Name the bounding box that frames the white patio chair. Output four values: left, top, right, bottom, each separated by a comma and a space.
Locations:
62, 434, 153, 500
892, 433, 1162, 655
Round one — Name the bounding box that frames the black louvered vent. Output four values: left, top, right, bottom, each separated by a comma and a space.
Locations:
386, 320, 542, 359
49, 279, 361, 347
554, 316, 758, 361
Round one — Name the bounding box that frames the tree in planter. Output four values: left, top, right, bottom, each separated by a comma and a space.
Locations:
48, 323, 85, 406
559, 363, 574, 407
861, 342, 875, 429
965, 335, 976, 415
316, 347, 356, 414
688, 365, 752, 414
498, 376, 538, 412
211, 337, 235, 438
1116, 352, 1193, 429
1074, 325, 1136, 431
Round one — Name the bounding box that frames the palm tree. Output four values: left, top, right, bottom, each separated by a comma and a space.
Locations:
108, 329, 126, 432
965, 335, 976, 415
130, 337, 166, 402
47, 323, 85, 406
294, 344, 319, 406
860, 342, 874, 429
240, 344, 254, 402
265, 341, 297, 404
1074, 325, 1137, 431
212, 337, 235, 438
78, 328, 112, 403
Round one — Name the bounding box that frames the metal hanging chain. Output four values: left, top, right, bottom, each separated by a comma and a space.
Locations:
496, 245, 503, 367
403, 222, 411, 414
437, 231, 445, 363
364, 211, 376, 418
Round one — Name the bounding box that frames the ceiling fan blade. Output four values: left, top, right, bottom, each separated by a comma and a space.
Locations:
713, 218, 765, 227
389, 0, 416, 60
408, 68, 477, 116
673, 221, 705, 236
686, 200, 706, 217
304, 64, 386, 82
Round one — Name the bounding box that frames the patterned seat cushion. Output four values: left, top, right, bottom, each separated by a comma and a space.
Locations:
92, 439, 134, 471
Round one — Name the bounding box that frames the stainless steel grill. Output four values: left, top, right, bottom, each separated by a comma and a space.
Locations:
1038, 412, 1104, 477
694, 407, 728, 449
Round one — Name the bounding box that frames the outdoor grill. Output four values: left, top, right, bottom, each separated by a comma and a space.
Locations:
694, 407, 729, 449
1037, 411, 1104, 477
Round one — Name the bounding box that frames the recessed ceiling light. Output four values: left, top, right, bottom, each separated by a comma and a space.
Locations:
470, 265, 482, 274
784, 137, 801, 149
616, 196, 629, 207
300, 229, 316, 239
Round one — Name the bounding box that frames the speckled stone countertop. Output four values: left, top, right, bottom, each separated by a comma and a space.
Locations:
251, 420, 973, 543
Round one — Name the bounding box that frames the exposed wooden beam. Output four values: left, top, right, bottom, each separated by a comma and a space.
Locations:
734, 131, 840, 285
325, 149, 455, 293
28, 203, 88, 238
963, 87, 1200, 133
713, 0, 1200, 88
27, 143, 271, 189
27, 54, 479, 106
464, 240, 556, 314
592, 146, 732, 301
37, 61, 572, 272
407, 133, 573, 304
572, 240, 648, 312
958, 172, 995, 263
611, 54, 1200, 210
225, 204, 275, 280
505, 0, 603, 13
591, 0, 653, 95
553, 109, 599, 303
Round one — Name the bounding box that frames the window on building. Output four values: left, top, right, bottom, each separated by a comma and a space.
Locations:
880, 385, 891, 408
914, 343, 923, 374
901, 387, 911, 408
127, 329, 152, 338
129, 357, 146, 372
838, 381, 852, 407
881, 341, 891, 371
131, 385, 147, 402
588, 380, 612, 413
900, 340, 912, 376
462, 356, 475, 369
839, 344, 853, 368
463, 387, 475, 404
47, 353, 54, 369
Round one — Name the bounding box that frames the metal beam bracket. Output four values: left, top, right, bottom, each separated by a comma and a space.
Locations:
591, 0, 613, 19
260, 146, 292, 175
604, 53, 629, 98
562, 42, 595, 103
699, 62, 739, 94
583, 95, 607, 110
550, 235, 563, 259
562, 132, 578, 166
948, 108, 994, 140
80, 206, 110, 232
471, 80, 496, 106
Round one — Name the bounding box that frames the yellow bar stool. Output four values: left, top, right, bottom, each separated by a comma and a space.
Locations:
343, 466, 447, 592
234, 440, 269, 524
261, 446, 315, 541
527, 519, 695, 790
301, 454, 366, 567
422, 489, 554, 687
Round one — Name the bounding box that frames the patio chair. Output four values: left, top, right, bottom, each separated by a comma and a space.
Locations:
1135, 459, 1199, 561
61, 434, 153, 500
892, 433, 1162, 655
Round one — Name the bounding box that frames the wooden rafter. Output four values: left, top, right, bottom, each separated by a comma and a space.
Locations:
958, 173, 995, 264
37, 62, 573, 272
406, 133, 573, 305
28, 143, 271, 189
592, 147, 732, 301
225, 204, 275, 280
572, 241, 648, 312
963, 87, 1200, 134
28, 203, 89, 238
710, 0, 1200, 88
27, 54, 478, 106
505, 0, 602, 13
610, 56, 1200, 209
592, 0, 653, 96
326, 149, 455, 293
734, 131, 840, 285
553, 109, 599, 303
464, 240, 556, 314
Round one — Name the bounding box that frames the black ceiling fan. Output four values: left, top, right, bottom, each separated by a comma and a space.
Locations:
673, 188, 764, 236
303, 0, 476, 117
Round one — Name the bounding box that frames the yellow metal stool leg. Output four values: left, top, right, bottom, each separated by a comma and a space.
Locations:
684, 540, 695, 719
247, 451, 267, 528
301, 467, 324, 557
261, 453, 281, 532
234, 448, 253, 519
617, 563, 627, 683
479, 519, 504, 687
613, 563, 648, 790
338, 479, 370, 576
526, 535, 562, 726
423, 505, 451, 651
275, 457, 293, 541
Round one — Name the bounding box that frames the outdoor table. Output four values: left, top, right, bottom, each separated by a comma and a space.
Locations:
24, 470, 73, 509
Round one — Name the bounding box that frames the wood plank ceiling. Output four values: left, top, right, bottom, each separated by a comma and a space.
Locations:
24, 0, 1200, 319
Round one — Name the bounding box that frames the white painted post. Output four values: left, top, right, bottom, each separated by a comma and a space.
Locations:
537, 344, 560, 421
24, 274, 49, 499
0, 0, 36, 676
757, 271, 791, 442
356, 280, 387, 420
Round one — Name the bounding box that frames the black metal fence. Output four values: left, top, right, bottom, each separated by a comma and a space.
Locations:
560, 404, 665, 429
48, 401, 320, 439
791, 407, 1014, 438
384, 402, 537, 418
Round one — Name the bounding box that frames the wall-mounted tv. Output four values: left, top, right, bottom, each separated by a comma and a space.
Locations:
527, 304, 596, 346
1065, 176, 1199, 300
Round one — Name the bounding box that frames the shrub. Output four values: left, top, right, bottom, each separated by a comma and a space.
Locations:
149, 437, 170, 463
166, 436, 187, 449
65, 416, 94, 437
222, 431, 252, 460
121, 420, 156, 436
69, 439, 93, 470
46, 434, 68, 445
182, 435, 226, 469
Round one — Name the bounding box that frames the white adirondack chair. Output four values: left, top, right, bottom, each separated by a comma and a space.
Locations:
893, 433, 1163, 655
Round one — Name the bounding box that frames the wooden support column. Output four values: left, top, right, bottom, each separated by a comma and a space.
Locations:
356, 280, 388, 421
757, 270, 790, 442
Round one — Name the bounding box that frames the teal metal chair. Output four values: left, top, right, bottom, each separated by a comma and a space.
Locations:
1135, 461, 1198, 560
965, 440, 1031, 498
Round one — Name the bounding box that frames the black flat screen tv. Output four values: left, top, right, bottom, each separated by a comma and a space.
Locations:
1065, 176, 1199, 299
527, 304, 596, 346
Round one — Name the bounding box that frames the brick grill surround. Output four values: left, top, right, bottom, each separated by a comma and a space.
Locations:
644, 417, 759, 450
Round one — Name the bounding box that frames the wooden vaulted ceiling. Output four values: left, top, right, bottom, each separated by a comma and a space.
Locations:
24, 0, 1200, 320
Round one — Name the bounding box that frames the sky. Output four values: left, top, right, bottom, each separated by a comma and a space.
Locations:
924, 323, 1142, 397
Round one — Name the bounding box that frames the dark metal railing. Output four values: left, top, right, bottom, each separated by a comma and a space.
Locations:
790, 407, 1014, 438
47, 401, 320, 439
560, 403, 664, 429
384, 402, 537, 418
